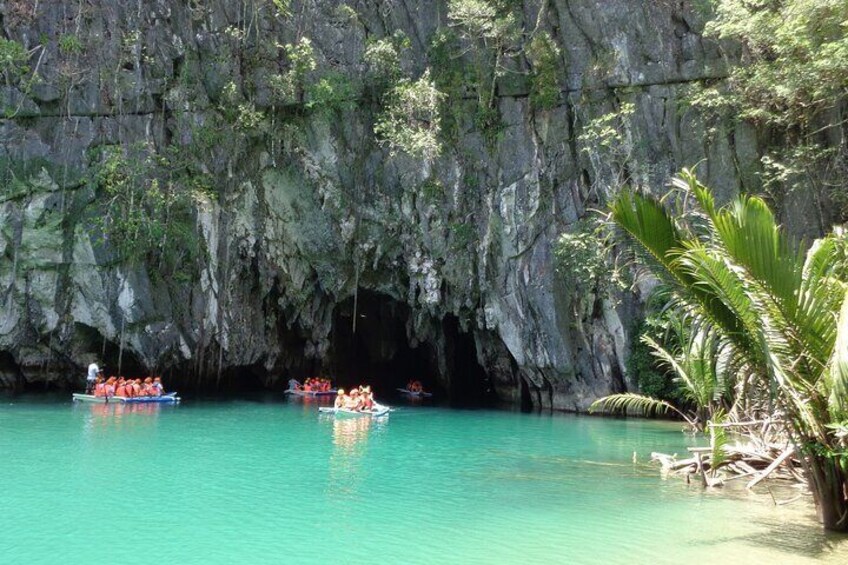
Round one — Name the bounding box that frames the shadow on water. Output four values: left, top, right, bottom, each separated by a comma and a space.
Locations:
700, 517, 846, 559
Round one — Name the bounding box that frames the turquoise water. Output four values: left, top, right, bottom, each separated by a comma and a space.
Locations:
1, 395, 847, 564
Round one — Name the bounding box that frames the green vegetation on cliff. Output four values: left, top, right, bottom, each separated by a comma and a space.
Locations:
91, 143, 209, 281
693, 0, 848, 219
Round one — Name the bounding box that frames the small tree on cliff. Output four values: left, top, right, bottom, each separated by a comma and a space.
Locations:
607, 170, 848, 532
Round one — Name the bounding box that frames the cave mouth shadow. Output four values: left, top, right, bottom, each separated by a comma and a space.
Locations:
327, 290, 492, 405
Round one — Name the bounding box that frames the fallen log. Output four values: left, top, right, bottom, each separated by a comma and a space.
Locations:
746, 446, 796, 490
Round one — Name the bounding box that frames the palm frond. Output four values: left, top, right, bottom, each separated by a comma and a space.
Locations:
826, 289, 848, 420
674, 243, 761, 362
589, 393, 692, 425
610, 190, 684, 275
612, 191, 748, 345
712, 193, 804, 312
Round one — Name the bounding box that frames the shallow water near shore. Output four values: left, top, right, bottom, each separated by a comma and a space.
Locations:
1, 394, 847, 564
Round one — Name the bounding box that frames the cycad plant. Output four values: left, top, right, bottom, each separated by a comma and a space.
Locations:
606, 169, 848, 531
591, 321, 727, 432
642, 322, 727, 429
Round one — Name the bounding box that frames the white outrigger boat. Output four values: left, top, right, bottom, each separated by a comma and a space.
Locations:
72, 392, 180, 404
285, 388, 338, 397
319, 404, 391, 418
396, 388, 433, 398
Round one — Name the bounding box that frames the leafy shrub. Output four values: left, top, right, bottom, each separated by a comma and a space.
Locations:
526, 32, 561, 111
0, 38, 30, 86
374, 69, 445, 159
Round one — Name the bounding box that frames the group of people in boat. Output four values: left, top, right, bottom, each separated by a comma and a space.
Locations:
85, 362, 167, 398
290, 377, 333, 392
334, 386, 376, 412
92, 376, 166, 398
406, 380, 425, 393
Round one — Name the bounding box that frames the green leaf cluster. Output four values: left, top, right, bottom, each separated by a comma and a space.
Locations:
268, 37, 317, 104
693, 0, 848, 219
0, 38, 30, 87
607, 170, 848, 530
705, 0, 848, 128
374, 69, 445, 159
626, 300, 688, 407
554, 218, 625, 296
58, 35, 83, 56
364, 32, 410, 92
526, 32, 561, 111
90, 143, 209, 279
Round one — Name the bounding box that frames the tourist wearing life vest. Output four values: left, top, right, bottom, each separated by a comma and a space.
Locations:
361, 386, 374, 411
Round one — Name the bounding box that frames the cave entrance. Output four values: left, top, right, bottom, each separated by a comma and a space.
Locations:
441, 315, 495, 406
327, 291, 494, 405
329, 291, 438, 394
72, 323, 146, 379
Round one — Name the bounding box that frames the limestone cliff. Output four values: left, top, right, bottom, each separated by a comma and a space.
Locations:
0, 1, 813, 408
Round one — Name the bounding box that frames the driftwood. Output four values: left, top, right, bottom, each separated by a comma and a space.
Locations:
746, 446, 795, 489
649, 420, 808, 500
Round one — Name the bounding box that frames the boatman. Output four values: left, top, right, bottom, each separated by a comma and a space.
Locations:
85, 362, 103, 394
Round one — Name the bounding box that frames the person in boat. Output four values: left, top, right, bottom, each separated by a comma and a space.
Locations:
334, 389, 346, 409
86, 363, 103, 394
361, 386, 374, 411
344, 388, 362, 411
152, 377, 164, 396
288, 378, 301, 392
115, 378, 128, 398
132, 379, 142, 397
93, 376, 105, 397
142, 377, 155, 396
103, 377, 116, 398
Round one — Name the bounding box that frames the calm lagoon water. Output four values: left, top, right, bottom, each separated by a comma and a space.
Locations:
1, 394, 847, 564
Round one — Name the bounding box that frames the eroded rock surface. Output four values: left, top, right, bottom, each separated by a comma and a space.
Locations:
0, 1, 796, 408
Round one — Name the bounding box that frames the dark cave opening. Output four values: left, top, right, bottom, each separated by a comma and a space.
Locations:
172, 365, 270, 397
441, 315, 496, 406
72, 323, 147, 379
328, 290, 437, 394
327, 291, 493, 405
0, 351, 23, 390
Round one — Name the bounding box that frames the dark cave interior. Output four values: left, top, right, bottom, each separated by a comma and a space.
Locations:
327, 290, 493, 404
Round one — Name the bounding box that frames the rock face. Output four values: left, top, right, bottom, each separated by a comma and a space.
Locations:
0, 1, 814, 407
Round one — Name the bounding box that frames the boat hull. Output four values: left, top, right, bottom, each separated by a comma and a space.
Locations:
318, 406, 390, 418
72, 393, 180, 404
286, 389, 338, 397
396, 388, 432, 398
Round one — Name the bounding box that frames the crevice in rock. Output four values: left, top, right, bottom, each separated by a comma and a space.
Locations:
441, 315, 495, 406
0, 351, 23, 391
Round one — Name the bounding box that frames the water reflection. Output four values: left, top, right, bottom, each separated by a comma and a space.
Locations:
78, 402, 164, 437
332, 416, 373, 450
292, 395, 333, 416
326, 416, 381, 502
